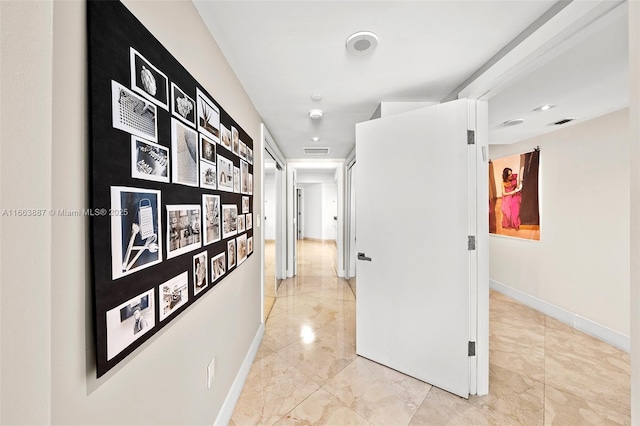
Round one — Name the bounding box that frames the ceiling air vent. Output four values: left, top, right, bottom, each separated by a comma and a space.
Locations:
303, 147, 330, 156
551, 118, 575, 126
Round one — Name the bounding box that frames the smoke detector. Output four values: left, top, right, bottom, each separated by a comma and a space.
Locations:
346, 31, 378, 55
309, 109, 323, 120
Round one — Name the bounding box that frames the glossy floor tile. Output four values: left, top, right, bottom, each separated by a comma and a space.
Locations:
231, 241, 630, 425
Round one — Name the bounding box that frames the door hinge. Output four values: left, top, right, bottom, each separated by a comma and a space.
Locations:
468, 341, 476, 356
467, 130, 475, 145
468, 235, 476, 250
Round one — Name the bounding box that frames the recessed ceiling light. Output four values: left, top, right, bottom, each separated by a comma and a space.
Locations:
346, 31, 378, 55
311, 137, 320, 142
311, 94, 322, 102
501, 119, 525, 127
309, 109, 323, 120
533, 104, 556, 112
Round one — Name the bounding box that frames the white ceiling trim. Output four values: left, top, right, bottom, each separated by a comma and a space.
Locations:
458, 0, 625, 101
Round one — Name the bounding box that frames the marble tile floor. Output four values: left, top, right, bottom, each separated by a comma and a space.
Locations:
231, 241, 630, 425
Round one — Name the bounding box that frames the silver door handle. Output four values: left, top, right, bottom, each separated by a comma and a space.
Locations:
357, 252, 372, 262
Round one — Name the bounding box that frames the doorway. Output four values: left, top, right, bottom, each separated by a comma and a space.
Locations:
286, 161, 346, 278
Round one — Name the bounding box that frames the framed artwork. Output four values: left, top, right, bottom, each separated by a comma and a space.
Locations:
246, 213, 252, 230
233, 166, 240, 193
242, 196, 250, 214
220, 124, 232, 151
231, 126, 239, 156
130, 47, 169, 110
111, 80, 157, 142
131, 136, 169, 183
239, 140, 247, 161
170, 82, 195, 127
159, 272, 189, 321
247, 147, 253, 165
237, 214, 246, 233
89, 0, 254, 377
193, 251, 209, 296
236, 233, 248, 266
489, 149, 540, 241
196, 88, 220, 143
217, 155, 234, 192
166, 205, 202, 259
222, 204, 238, 239
211, 252, 226, 283
171, 118, 199, 187
106, 289, 155, 361
240, 160, 249, 194
202, 194, 221, 245
110, 186, 162, 280
247, 236, 253, 255
227, 239, 236, 269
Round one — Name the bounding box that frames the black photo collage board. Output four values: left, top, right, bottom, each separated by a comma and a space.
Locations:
88, 0, 254, 377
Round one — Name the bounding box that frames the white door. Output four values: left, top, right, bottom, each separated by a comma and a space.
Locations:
356, 99, 476, 398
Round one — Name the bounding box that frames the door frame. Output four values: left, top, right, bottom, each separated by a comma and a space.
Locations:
260, 124, 286, 322
286, 160, 345, 278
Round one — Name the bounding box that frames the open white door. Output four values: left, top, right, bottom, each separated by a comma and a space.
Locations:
356, 99, 477, 399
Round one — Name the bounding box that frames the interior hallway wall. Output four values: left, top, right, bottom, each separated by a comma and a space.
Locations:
1, 1, 263, 424
321, 183, 338, 241
265, 178, 276, 240
489, 108, 630, 343
302, 183, 323, 240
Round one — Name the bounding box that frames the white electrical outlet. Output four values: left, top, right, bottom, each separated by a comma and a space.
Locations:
207, 358, 216, 389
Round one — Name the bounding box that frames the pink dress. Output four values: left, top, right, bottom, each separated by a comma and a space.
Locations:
501, 174, 521, 230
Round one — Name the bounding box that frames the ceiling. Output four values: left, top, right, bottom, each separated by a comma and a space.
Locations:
193, 1, 629, 158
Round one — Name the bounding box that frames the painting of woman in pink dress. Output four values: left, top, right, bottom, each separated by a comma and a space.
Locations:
501, 167, 522, 230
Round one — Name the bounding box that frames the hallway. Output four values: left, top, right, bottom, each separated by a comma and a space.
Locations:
231, 240, 630, 425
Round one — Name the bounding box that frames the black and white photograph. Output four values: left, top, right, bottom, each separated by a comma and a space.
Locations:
239, 140, 247, 161
111, 186, 162, 280
166, 205, 202, 259
171, 82, 195, 127
200, 161, 217, 190
242, 196, 250, 214
247, 147, 253, 165
202, 194, 221, 245
227, 239, 236, 269
233, 166, 240, 193
130, 47, 169, 110
106, 289, 155, 361
246, 213, 252, 230
231, 126, 240, 156
236, 233, 248, 266
249, 173, 253, 195
200, 134, 216, 164
240, 160, 249, 194
196, 88, 220, 143
248, 236, 253, 255
171, 118, 199, 187
159, 272, 188, 322
211, 252, 226, 283
237, 214, 246, 233
217, 155, 234, 192
220, 124, 232, 151
193, 251, 208, 296
131, 136, 169, 183
111, 80, 157, 142
222, 204, 238, 239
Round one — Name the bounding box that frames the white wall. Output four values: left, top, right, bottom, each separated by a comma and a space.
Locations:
489, 108, 630, 341
1, 1, 263, 424
322, 183, 338, 241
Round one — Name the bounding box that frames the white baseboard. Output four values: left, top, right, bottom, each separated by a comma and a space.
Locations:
490, 279, 630, 353
214, 324, 265, 426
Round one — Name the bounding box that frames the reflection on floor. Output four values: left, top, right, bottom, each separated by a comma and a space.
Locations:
232, 240, 630, 425
264, 240, 276, 321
